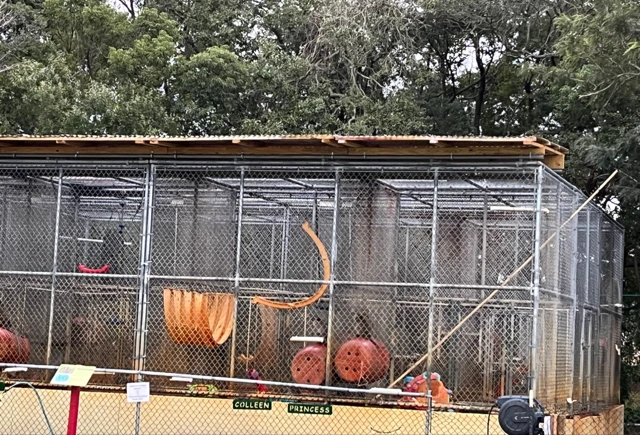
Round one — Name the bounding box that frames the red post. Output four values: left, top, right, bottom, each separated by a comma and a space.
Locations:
67, 386, 81, 435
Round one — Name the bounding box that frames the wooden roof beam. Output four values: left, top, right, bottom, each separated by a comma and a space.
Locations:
336, 139, 360, 148
321, 139, 341, 148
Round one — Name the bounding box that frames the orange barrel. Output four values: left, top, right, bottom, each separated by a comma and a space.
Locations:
0, 328, 30, 363
334, 338, 390, 383
291, 344, 327, 385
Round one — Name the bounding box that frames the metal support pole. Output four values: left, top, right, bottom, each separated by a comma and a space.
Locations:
269, 221, 276, 279
390, 192, 402, 382
173, 207, 178, 276
132, 165, 156, 435
583, 209, 591, 406
554, 186, 562, 292
67, 386, 81, 435
568, 194, 580, 410
529, 165, 544, 406
312, 191, 318, 234
280, 207, 291, 290
1, 188, 6, 270
404, 227, 410, 282
325, 169, 341, 386
133, 164, 155, 375
591, 213, 602, 408
426, 170, 439, 372
481, 193, 488, 292
45, 168, 63, 365
229, 168, 245, 378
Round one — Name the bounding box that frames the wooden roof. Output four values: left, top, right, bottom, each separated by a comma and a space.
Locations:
0, 135, 567, 169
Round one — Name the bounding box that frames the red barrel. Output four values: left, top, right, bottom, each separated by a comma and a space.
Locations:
291, 344, 326, 385
0, 329, 30, 363
334, 338, 390, 383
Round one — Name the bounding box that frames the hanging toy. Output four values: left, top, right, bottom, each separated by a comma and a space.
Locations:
78, 264, 111, 274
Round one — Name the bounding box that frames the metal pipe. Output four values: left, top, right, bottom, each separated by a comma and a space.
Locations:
591, 212, 602, 408
137, 274, 535, 291
268, 221, 276, 279
0, 363, 430, 398
229, 168, 245, 378
568, 193, 580, 410
312, 192, 318, 234
481, 193, 488, 293
554, 186, 562, 292
279, 207, 290, 290
173, 207, 178, 275
325, 169, 341, 386
539, 287, 575, 302
528, 164, 544, 406
1, 188, 6, 271
0, 271, 54, 276
0, 157, 544, 170
582, 207, 591, 405
245, 301, 252, 372
404, 227, 410, 282
426, 169, 439, 371
132, 164, 155, 378
45, 168, 63, 365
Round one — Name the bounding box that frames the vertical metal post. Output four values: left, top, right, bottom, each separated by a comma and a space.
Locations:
280, 207, 291, 289
583, 208, 592, 406
269, 221, 276, 279
481, 192, 488, 291
568, 193, 580, 410
312, 191, 318, 234
426, 170, 439, 372
324, 169, 341, 386
404, 227, 410, 282
389, 192, 402, 382
45, 168, 63, 365
173, 207, 178, 275
132, 165, 154, 435
591, 213, 602, 408
529, 165, 544, 406
424, 395, 432, 435
229, 168, 245, 378
67, 386, 81, 435
133, 164, 155, 374
0, 188, 6, 270
305, 192, 318, 348
554, 186, 562, 292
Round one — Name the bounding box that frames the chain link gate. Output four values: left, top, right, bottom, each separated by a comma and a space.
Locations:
0, 160, 623, 435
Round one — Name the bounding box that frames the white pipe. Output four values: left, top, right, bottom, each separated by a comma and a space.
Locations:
290, 336, 324, 343
489, 206, 550, 214
77, 238, 104, 243
169, 376, 193, 383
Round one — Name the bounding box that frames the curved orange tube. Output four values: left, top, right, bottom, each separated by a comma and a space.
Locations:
252, 221, 330, 310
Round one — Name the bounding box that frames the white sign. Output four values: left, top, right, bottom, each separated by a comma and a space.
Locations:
50, 364, 96, 387
126, 382, 150, 403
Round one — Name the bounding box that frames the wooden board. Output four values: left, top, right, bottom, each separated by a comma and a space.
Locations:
0, 135, 567, 169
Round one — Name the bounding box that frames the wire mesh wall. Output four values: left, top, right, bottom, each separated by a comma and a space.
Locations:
0, 160, 624, 434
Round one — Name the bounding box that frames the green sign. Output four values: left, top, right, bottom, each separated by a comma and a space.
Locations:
232, 398, 272, 411
287, 403, 332, 415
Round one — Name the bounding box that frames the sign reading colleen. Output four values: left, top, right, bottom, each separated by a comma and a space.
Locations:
232, 398, 272, 410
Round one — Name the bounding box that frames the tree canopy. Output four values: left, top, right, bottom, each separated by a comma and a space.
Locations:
1, 0, 640, 405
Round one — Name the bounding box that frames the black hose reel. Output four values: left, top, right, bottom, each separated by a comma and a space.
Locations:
495, 396, 545, 435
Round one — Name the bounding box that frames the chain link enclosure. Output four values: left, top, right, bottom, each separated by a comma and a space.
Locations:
0, 157, 623, 435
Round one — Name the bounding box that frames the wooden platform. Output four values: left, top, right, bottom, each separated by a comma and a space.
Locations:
0, 135, 567, 169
